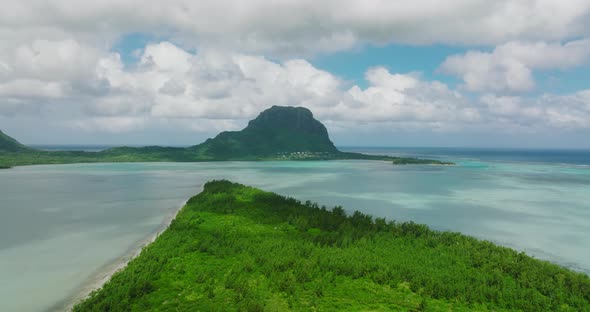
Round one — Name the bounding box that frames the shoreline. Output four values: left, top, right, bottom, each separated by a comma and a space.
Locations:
60, 192, 198, 312
67, 180, 590, 311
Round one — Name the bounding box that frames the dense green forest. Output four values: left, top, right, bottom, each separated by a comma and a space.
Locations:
74, 181, 590, 312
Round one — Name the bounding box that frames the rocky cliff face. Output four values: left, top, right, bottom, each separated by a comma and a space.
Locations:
193, 106, 339, 158
246, 106, 331, 136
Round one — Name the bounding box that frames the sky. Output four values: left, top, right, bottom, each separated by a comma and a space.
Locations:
1, 1, 590, 148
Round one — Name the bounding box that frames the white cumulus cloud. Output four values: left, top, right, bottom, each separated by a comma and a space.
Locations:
2, 0, 590, 57
1, 39, 589, 144
440, 38, 590, 93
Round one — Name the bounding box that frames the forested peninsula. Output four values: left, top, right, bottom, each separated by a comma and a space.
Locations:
0, 106, 451, 167
74, 180, 590, 311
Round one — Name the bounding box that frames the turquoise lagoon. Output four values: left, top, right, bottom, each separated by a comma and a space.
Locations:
1, 153, 589, 311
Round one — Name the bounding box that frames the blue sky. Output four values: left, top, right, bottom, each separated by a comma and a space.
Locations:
112, 33, 162, 66
1, 1, 590, 148
314, 44, 590, 96
312, 44, 465, 89
533, 65, 590, 95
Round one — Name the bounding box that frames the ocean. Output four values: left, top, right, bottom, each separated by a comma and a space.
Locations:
0, 147, 589, 311
342, 146, 590, 166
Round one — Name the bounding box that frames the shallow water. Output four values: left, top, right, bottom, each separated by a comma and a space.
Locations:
1, 158, 589, 311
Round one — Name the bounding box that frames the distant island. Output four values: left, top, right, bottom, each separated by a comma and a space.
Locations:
0, 106, 452, 167
74, 180, 590, 311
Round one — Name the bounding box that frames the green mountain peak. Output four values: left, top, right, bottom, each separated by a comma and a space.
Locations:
192, 106, 339, 159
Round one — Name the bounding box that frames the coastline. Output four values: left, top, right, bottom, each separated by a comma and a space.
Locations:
5, 157, 586, 310
70, 181, 590, 311
60, 192, 198, 312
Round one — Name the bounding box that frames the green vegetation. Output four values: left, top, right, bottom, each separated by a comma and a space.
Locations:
0, 147, 450, 167
191, 106, 339, 159
267, 151, 452, 164
0, 106, 452, 167
392, 157, 454, 165
75, 181, 590, 312
0, 129, 30, 152
0, 149, 187, 167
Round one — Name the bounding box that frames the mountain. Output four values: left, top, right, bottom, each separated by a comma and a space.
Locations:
0, 106, 451, 166
0, 130, 30, 152
191, 106, 338, 159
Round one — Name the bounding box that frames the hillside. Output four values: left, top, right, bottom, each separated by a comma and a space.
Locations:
74, 181, 590, 311
0, 130, 29, 152
190, 106, 339, 159
0, 106, 452, 166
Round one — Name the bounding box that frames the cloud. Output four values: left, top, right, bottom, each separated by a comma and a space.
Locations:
480, 91, 590, 131
320, 68, 480, 128
69, 116, 147, 133
1, 39, 590, 142
0, 37, 112, 116
13, 39, 101, 80
439, 38, 590, 92
101, 43, 346, 120
2, 1, 590, 57
91, 42, 479, 133
1, 1, 589, 146
0, 79, 64, 99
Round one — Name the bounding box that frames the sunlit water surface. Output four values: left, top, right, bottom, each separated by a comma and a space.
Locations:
1, 151, 589, 311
